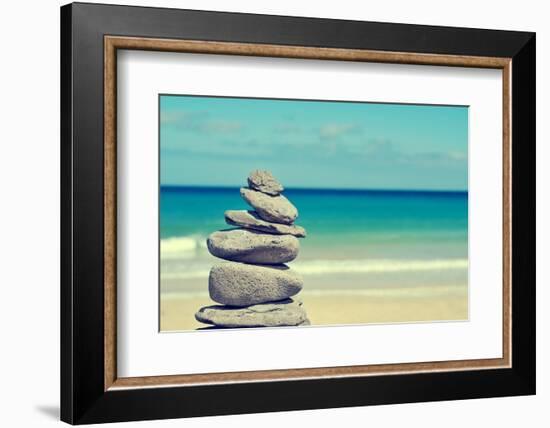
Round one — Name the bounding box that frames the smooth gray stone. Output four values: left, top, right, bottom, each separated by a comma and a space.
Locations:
247, 170, 284, 196
207, 229, 299, 264
209, 262, 303, 306
240, 188, 298, 225
197, 318, 311, 329
225, 210, 306, 238
195, 299, 309, 328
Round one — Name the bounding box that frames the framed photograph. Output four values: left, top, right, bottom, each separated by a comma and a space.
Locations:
60, 2, 536, 424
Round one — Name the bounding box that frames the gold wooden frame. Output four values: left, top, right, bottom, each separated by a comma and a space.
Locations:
104, 36, 512, 391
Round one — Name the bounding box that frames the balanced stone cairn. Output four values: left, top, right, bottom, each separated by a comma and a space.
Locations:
195, 170, 310, 328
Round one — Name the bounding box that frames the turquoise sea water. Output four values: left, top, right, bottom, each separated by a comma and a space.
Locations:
160, 186, 468, 291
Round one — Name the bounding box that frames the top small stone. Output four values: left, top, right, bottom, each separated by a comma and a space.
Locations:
247, 170, 284, 196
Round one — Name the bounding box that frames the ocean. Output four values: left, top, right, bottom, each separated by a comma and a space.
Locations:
160, 186, 468, 294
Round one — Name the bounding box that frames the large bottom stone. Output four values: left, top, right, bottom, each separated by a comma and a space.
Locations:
209, 261, 303, 306
195, 299, 309, 328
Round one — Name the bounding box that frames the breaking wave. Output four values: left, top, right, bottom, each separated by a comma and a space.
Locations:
160, 235, 208, 259
160, 257, 468, 280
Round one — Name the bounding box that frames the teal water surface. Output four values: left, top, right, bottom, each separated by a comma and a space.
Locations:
160, 186, 468, 262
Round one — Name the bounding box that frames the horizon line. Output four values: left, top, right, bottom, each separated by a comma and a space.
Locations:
160, 184, 468, 194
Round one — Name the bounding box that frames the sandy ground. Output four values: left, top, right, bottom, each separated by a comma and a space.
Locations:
160, 286, 468, 331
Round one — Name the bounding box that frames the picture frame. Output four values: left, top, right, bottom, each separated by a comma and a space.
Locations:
60, 2, 535, 424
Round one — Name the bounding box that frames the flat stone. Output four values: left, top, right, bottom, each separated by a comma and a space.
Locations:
209, 262, 303, 306
195, 299, 309, 328
225, 210, 306, 238
247, 170, 284, 196
240, 188, 298, 225
207, 229, 299, 264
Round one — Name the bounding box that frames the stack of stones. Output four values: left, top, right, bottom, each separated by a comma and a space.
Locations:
195, 170, 309, 328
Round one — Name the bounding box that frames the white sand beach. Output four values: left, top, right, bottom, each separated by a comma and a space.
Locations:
160, 271, 468, 331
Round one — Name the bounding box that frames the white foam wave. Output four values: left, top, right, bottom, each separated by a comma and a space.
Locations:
160, 235, 207, 259
160, 258, 468, 280
293, 259, 468, 275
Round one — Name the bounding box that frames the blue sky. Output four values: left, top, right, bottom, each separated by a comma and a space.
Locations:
160, 95, 468, 191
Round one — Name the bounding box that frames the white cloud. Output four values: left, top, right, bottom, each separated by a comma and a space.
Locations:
319, 123, 361, 140
161, 109, 243, 134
